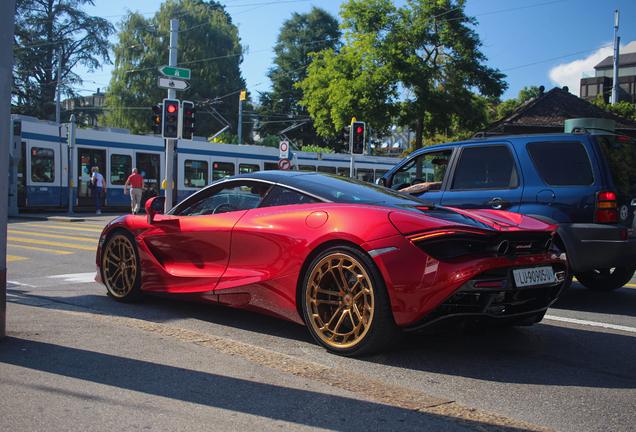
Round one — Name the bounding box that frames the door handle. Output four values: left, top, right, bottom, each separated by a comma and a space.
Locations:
488, 198, 511, 210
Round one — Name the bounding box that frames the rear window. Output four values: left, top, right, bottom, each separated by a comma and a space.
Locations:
596, 135, 636, 191
527, 141, 593, 186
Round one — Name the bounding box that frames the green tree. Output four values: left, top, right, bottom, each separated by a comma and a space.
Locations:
102, 0, 248, 139
256, 7, 341, 149
590, 95, 636, 120
12, 0, 114, 121
299, 0, 506, 150
496, 85, 542, 119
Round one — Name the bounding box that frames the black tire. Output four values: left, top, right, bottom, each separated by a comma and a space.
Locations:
102, 231, 143, 302
575, 267, 635, 292
301, 245, 400, 356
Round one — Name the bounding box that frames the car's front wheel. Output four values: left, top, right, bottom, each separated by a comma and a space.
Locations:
575, 266, 635, 291
301, 245, 399, 356
102, 231, 142, 302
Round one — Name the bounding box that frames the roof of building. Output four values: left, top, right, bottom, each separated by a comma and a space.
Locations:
595, 40, 636, 69
485, 87, 636, 132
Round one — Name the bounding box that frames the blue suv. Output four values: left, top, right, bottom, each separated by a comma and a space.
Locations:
380, 128, 636, 291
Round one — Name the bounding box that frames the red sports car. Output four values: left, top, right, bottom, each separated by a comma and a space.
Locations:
96, 171, 568, 356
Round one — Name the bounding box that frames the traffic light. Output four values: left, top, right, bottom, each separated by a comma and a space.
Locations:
180, 101, 196, 140
351, 121, 365, 155
343, 125, 351, 148
163, 98, 179, 139
151, 105, 162, 135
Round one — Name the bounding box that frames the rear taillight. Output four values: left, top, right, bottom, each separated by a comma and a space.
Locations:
595, 190, 617, 223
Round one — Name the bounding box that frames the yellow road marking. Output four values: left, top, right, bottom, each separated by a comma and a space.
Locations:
23, 223, 104, 233
7, 243, 74, 255
7, 255, 29, 262
626, 283, 636, 288
8, 230, 97, 242
8, 236, 96, 251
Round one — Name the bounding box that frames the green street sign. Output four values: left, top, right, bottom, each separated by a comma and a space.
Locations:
159, 66, 191, 80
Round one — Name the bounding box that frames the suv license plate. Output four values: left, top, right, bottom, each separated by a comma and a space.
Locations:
513, 267, 555, 287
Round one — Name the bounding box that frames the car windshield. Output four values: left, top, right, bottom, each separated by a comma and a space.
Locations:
286, 173, 434, 206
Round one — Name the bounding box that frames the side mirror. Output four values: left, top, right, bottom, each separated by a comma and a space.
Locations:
145, 196, 165, 224
376, 177, 387, 187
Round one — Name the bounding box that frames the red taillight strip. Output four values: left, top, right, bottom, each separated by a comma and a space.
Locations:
408, 228, 490, 242
595, 190, 617, 223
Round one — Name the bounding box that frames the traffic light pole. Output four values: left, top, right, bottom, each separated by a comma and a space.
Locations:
164, 19, 178, 213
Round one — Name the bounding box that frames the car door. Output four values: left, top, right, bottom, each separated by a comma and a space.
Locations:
440, 143, 523, 212
141, 179, 264, 287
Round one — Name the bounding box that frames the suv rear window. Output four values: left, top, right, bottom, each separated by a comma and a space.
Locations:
527, 141, 593, 186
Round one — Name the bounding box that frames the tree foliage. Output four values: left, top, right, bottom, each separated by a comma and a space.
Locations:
12, 0, 114, 121
496, 85, 542, 119
590, 95, 636, 121
102, 0, 247, 139
299, 0, 507, 150
256, 7, 341, 148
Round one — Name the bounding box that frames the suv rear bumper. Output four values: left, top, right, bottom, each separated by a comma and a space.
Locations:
559, 223, 636, 272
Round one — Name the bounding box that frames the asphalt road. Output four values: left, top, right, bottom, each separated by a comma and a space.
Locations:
2, 213, 636, 431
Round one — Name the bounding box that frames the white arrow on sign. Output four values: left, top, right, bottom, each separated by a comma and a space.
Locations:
279, 158, 290, 170
158, 76, 190, 91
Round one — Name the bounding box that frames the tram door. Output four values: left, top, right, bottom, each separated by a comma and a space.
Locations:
17, 141, 26, 207
136, 152, 161, 208
78, 148, 106, 207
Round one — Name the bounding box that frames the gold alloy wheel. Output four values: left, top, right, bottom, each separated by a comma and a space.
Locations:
103, 234, 138, 298
306, 252, 375, 349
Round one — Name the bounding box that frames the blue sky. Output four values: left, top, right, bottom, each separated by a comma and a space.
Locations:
78, 0, 636, 102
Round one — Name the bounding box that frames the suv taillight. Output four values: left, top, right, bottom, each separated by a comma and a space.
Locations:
595, 191, 617, 223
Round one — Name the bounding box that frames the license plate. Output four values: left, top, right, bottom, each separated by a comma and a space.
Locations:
513, 266, 555, 287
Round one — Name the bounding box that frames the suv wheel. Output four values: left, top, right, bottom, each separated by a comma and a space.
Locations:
575, 267, 635, 292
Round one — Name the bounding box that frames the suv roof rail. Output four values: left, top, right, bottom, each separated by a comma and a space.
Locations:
570, 126, 631, 138
470, 131, 506, 140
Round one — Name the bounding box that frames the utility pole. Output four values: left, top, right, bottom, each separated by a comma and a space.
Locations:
68, 115, 76, 214
56, 48, 62, 124
1, 0, 17, 340
164, 19, 178, 213
612, 10, 620, 105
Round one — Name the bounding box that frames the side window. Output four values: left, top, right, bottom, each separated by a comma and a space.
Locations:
391, 150, 452, 189
184, 160, 208, 188
337, 167, 350, 177
239, 163, 260, 174
174, 181, 264, 216
260, 186, 320, 208
31, 147, 55, 183
264, 162, 279, 170
299, 165, 316, 171
110, 154, 131, 185
452, 145, 518, 190
212, 162, 234, 182
318, 166, 336, 174
356, 168, 374, 183
527, 141, 593, 186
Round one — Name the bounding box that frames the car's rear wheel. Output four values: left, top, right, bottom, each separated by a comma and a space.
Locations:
301, 245, 399, 356
575, 266, 635, 292
102, 231, 142, 302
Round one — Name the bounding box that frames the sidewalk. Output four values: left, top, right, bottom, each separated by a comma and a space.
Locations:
0, 294, 475, 432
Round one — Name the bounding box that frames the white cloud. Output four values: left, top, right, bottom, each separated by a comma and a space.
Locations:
548, 45, 614, 97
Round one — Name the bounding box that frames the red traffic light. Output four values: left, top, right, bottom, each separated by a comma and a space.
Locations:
356, 126, 363, 134
167, 104, 178, 114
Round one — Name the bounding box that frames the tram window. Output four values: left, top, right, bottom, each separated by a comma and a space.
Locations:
212, 162, 235, 181
31, 147, 54, 183
356, 168, 374, 183
239, 163, 260, 174
185, 160, 208, 188
264, 162, 279, 171
337, 167, 350, 177
376, 169, 388, 180
299, 165, 316, 172
110, 154, 131, 185
318, 166, 336, 174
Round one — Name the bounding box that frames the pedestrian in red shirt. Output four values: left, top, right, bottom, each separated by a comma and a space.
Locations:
124, 168, 145, 214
